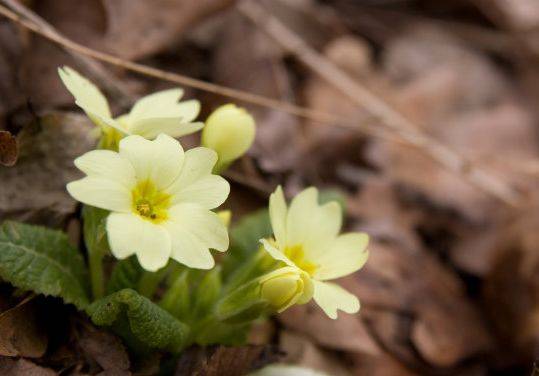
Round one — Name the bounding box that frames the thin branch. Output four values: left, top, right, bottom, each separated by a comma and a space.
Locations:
0, 2, 523, 206
238, 0, 523, 207
1, 0, 134, 106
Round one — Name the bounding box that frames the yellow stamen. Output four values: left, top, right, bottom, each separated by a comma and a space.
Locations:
131, 180, 171, 223
285, 244, 318, 276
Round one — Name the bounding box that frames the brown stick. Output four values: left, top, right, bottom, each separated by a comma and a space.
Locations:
0, 2, 523, 206
238, 0, 522, 207
1, 0, 134, 105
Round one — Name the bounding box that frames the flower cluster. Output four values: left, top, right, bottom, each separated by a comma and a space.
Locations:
60, 66, 369, 350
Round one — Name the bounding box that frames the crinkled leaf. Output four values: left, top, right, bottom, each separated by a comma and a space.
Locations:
87, 289, 189, 353
0, 221, 90, 309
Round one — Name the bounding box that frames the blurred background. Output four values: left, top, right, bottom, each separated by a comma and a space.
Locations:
2, 0, 539, 375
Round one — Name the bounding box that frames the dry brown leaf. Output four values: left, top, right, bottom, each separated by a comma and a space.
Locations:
483, 202, 539, 359
279, 331, 352, 376
0, 112, 95, 225
343, 240, 491, 368
175, 345, 279, 376
0, 298, 47, 358
279, 303, 380, 355
0, 131, 18, 166
0, 22, 24, 119
35, 0, 236, 60
0, 357, 55, 376
364, 25, 539, 223
213, 11, 301, 173
77, 324, 130, 374
347, 177, 422, 251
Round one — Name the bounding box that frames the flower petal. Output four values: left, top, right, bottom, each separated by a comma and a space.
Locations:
58, 66, 111, 118
166, 203, 229, 252
74, 150, 136, 188
119, 134, 184, 190
166, 147, 229, 209
67, 177, 131, 212
129, 88, 184, 120
130, 118, 204, 139
314, 233, 369, 281
260, 239, 295, 267
107, 213, 171, 271
269, 186, 287, 249
286, 188, 341, 259
313, 280, 360, 319
165, 226, 215, 270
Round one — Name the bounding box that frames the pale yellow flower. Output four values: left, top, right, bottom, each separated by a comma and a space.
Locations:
58, 66, 203, 143
67, 134, 230, 271
201, 104, 255, 171
260, 187, 369, 319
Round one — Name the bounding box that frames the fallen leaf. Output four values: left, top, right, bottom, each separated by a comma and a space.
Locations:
0, 297, 47, 358
0, 357, 55, 376
0, 112, 95, 226
279, 303, 380, 355
77, 323, 130, 374
0, 131, 18, 166
213, 11, 301, 173
342, 240, 492, 367
175, 345, 279, 376
279, 331, 351, 376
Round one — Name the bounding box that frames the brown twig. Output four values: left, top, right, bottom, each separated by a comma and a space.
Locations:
0, 2, 523, 206
1, 0, 134, 106
238, 0, 523, 207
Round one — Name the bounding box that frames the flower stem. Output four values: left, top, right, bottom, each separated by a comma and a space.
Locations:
82, 206, 110, 300
138, 267, 169, 298
88, 246, 105, 299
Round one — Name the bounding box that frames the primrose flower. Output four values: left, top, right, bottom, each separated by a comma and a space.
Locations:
58, 66, 203, 146
201, 104, 255, 172
67, 133, 230, 271
260, 187, 369, 319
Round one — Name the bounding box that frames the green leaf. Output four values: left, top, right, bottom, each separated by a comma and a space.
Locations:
222, 209, 272, 278
106, 256, 144, 294
193, 267, 222, 318
0, 221, 90, 309
231, 209, 272, 254
87, 288, 189, 353
216, 279, 269, 324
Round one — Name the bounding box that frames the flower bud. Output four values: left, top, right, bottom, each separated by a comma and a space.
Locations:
259, 267, 313, 313
202, 104, 255, 173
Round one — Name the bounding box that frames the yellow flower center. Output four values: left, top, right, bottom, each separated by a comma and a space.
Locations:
285, 244, 318, 276
131, 180, 171, 223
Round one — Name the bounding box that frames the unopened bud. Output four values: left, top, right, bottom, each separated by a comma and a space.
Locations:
202, 104, 255, 173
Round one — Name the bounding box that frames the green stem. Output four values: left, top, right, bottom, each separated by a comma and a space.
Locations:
138, 267, 169, 298
89, 246, 105, 299
159, 269, 190, 319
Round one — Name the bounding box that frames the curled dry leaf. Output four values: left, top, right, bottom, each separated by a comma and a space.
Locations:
77, 323, 130, 374
279, 303, 380, 355
0, 357, 55, 376
0, 297, 47, 358
483, 201, 539, 360
279, 331, 351, 376
175, 345, 280, 376
0, 112, 95, 225
213, 11, 300, 173
366, 25, 539, 223
0, 131, 18, 166
342, 240, 492, 368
